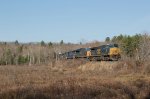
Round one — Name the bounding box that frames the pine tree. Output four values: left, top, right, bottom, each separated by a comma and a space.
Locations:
105, 37, 110, 43
60, 40, 64, 45
48, 42, 53, 47
41, 40, 46, 46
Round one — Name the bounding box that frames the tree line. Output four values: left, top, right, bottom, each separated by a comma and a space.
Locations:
0, 33, 149, 66
0, 40, 79, 66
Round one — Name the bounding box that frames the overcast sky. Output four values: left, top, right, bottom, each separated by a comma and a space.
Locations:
0, 0, 150, 43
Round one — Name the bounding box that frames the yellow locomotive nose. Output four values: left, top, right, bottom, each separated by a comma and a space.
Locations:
109, 48, 121, 56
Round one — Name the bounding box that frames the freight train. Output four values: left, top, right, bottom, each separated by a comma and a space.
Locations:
58, 44, 121, 61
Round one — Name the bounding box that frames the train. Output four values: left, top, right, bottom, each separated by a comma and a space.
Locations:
58, 44, 121, 61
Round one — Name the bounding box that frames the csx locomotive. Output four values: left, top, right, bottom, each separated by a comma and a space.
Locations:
59, 44, 121, 61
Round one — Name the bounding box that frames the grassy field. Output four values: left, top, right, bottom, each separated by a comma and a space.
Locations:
0, 60, 150, 99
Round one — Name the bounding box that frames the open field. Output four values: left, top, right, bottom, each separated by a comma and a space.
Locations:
0, 60, 150, 99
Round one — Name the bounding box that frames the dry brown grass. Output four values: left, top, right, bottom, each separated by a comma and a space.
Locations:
0, 60, 150, 99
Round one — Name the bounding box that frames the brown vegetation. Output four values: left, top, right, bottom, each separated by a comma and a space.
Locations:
0, 59, 150, 99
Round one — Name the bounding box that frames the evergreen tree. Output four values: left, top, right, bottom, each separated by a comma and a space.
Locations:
60, 40, 64, 45
105, 37, 110, 43
15, 40, 19, 45
41, 40, 46, 46
111, 36, 117, 42
48, 42, 53, 47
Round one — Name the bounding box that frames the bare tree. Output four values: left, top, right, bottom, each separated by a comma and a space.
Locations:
138, 33, 150, 63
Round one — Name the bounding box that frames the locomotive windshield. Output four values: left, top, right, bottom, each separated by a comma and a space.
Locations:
109, 44, 118, 48
114, 44, 118, 47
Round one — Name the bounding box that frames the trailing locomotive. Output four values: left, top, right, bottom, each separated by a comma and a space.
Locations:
58, 48, 87, 59
58, 44, 121, 61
